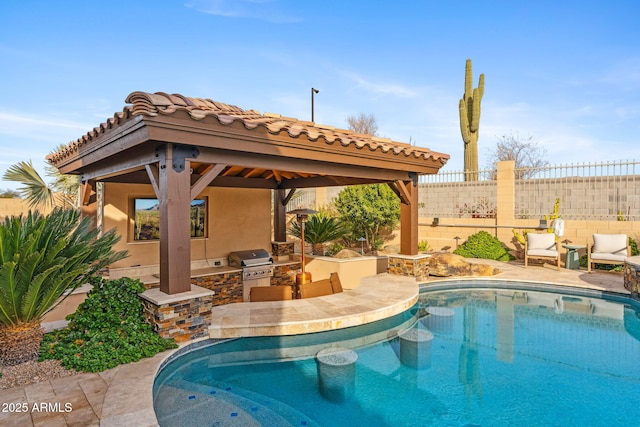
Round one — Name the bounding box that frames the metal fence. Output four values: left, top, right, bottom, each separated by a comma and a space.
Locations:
419, 160, 640, 221
418, 169, 497, 218
514, 160, 640, 220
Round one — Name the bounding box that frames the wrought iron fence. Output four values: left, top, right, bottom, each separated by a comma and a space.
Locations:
418, 169, 497, 218
514, 160, 640, 220
419, 160, 640, 221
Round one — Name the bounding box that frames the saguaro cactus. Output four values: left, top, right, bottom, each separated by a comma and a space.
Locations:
459, 59, 484, 181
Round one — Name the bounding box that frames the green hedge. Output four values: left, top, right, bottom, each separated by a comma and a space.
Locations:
40, 277, 177, 372
453, 231, 515, 261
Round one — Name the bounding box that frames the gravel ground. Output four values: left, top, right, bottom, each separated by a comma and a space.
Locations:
0, 360, 78, 390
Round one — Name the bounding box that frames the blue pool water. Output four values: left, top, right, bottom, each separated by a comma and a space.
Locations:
154, 283, 640, 426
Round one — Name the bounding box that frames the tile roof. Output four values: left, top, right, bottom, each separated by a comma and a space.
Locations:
47, 91, 449, 167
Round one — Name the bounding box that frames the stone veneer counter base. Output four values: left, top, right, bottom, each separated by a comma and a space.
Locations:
208, 273, 419, 339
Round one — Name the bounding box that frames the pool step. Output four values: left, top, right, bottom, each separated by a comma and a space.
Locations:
206, 315, 418, 368
156, 378, 319, 427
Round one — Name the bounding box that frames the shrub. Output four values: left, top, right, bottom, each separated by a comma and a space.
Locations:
418, 240, 431, 252
326, 241, 345, 257
453, 231, 515, 261
333, 184, 400, 251
0, 208, 126, 366
288, 212, 347, 255
40, 277, 176, 372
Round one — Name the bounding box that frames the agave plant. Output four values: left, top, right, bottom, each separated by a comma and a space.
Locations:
0, 208, 127, 366
289, 212, 347, 255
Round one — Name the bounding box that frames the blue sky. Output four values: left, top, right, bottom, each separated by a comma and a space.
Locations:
1, 1, 639, 190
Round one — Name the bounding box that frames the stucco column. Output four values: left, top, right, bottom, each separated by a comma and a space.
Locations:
400, 179, 419, 255
159, 144, 192, 294
273, 189, 287, 242
496, 160, 516, 243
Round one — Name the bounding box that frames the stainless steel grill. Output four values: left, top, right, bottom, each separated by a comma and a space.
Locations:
228, 249, 273, 268
228, 249, 274, 301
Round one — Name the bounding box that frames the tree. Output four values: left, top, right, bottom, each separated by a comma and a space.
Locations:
3, 157, 79, 209
288, 211, 347, 255
486, 132, 548, 178
0, 189, 20, 198
346, 113, 378, 135
0, 208, 127, 366
333, 184, 400, 251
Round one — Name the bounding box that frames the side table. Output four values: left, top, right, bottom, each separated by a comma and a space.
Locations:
562, 244, 585, 270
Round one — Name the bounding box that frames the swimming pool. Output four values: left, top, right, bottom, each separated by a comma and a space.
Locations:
153, 283, 640, 426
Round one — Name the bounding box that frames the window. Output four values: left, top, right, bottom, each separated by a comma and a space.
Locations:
133, 198, 206, 240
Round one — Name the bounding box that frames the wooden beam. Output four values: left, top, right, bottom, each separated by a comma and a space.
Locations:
78, 148, 161, 181
272, 169, 282, 183
80, 181, 94, 206
241, 168, 263, 178
282, 188, 298, 206
195, 147, 418, 182
158, 144, 192, 294
145, 164, 160, 198
387, 180, 411, 205
400, 179, 419, 255
273, 189, 287, 241
190, 163, 227, 200
56, 117, 148, 174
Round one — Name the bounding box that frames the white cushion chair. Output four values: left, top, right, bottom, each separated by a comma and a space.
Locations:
587, 234, 630, 272
525, 233, 560, 270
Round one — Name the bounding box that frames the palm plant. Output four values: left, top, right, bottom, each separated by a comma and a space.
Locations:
289, 212, 347, 255
0, 208, 127, 366
3, 155, 79, 209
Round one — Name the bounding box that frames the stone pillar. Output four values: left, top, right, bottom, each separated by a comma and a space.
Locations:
387, 254, 430, 281
316, 347, 357, 402
140, 285, 215, 343
398, 328, 433, 369
624, 256, 640, 295
271, 241, 295, 261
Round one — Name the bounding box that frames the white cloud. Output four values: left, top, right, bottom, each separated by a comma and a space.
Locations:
342, 71, 419, 99
185, 0, 301, 23
0, 111, 89, 136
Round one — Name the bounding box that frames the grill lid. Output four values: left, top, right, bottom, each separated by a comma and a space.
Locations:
228, 249, 273, 267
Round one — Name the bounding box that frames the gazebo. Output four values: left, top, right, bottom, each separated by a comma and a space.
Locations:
47, 91, 449, 296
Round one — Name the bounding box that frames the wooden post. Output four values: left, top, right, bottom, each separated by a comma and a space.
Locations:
273, 189, 287, 242
158, 144, 192, 294
400, 179, 419, 255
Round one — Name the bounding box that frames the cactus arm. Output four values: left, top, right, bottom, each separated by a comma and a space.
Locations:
459, 99, 470, 144
464, 59, 473, 99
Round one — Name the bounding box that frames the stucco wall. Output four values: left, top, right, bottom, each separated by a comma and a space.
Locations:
304, 255, 387, 289
103, 183, 272, 268
0, 198, 54, 221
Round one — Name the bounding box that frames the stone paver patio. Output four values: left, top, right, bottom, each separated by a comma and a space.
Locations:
0, 261, 631, 427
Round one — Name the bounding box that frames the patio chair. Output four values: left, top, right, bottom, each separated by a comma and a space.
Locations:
299, 279, 334, 298
587, 234, 630, 272
524, 233, 560, 270
250, 285, 293, 302
329, 272, 343, 293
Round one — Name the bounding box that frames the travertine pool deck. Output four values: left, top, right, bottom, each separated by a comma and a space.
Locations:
208, 274, 419, 339
0, 262, 631, 427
